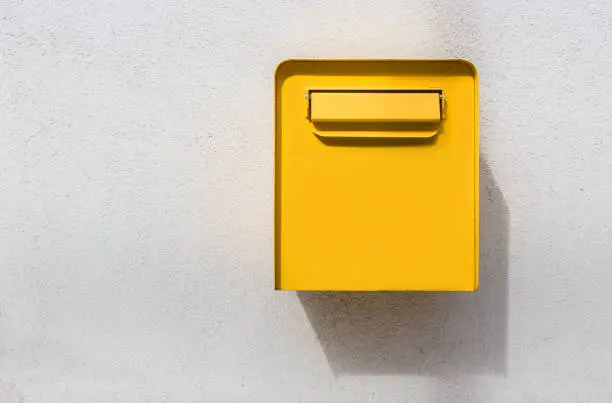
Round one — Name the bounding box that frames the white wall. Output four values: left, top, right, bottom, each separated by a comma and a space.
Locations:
1, 0, 612, 401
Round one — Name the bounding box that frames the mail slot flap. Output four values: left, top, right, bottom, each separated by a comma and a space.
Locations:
309, 91, 442, 123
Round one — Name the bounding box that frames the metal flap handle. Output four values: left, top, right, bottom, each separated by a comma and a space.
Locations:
308, 90, 443, 139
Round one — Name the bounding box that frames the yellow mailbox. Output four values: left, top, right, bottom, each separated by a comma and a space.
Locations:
274, 59, 478, 291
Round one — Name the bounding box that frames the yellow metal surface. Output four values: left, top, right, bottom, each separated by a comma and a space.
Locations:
310, 91, 441, 123
275, 59, 478, 291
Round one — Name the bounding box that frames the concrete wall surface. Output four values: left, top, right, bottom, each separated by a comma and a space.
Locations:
1, 0, 612, 401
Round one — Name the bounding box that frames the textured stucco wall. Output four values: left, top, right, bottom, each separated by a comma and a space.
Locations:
2, 0, 612, 402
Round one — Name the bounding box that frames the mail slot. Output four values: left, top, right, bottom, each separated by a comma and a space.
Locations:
275, 59, 478, 291
309, 91, 442, 123
309, 90, 443, 138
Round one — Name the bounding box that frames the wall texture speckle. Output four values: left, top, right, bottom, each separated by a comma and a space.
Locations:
1, 0, 612, 401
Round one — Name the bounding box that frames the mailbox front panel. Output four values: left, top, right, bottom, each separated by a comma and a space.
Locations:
275, 60, 478, 291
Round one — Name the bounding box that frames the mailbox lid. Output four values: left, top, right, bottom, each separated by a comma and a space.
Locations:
309, 90, 442, 124
275, 59, 478, 291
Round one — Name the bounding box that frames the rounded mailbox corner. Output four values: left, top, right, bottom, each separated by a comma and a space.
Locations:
454, 58, 479, 79
275, 59, 303, 87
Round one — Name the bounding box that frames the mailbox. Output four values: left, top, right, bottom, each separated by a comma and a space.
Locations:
274, 59, 478, 291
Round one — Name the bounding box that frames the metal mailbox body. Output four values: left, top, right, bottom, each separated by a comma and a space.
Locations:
275, 59, 478, 291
